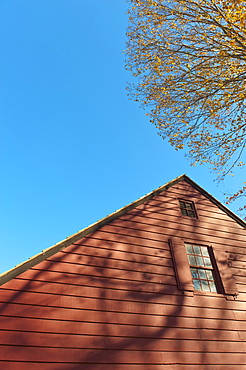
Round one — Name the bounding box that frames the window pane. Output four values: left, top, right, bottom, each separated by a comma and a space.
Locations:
209, 281, 217, 292
198, 269, 207, 279
206, 270, 213, 280
193, 280, 201, 290
194, 245, 202, 255
181, 209, 188, 216
186, 244, 193, 254
188, 255, 196, 265
201, 247, 209, 256
191, 268, 199, 279
188, 210, 195, 217
179, 201, 185, 208
201, 280, 210, 291
186, 203, 192, 209
204, 257, 212, 267
196, 256, 204, 266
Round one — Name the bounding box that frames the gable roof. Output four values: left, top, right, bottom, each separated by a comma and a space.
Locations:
1, 174, 245, 286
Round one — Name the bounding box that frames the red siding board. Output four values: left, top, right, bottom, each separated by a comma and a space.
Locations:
1, 365, 246, 370
0, 331, 244, 353
14, 273, 177, 296
55, 248, 172, 266
1, 310, 245, 331
0, 179, 246, 368
47, 252, 174, 272
117, 214, 246, 239
0, 365, 245, 370
25, 263, 175, 285
2, 285, 246, 310
1, 345, 246, 364
113, 217, 246, 242
0, 306, 245, 333
88, 226, 246, 249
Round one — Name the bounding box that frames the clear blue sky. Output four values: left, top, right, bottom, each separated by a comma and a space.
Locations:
0, 0, 244, 274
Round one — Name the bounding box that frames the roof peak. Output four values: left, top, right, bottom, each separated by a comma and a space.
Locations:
1, 174, 245, 285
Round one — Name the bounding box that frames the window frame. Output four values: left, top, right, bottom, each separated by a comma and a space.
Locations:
169, 237, 238, 297
185, 243, 223, 294
178, 199, 198, 219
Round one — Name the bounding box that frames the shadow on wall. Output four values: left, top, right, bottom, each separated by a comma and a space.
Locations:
0, 189, 240, 369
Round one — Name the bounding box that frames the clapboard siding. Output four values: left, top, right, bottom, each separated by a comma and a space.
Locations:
11, 269, 246, 290
1, 345, 246, 364
1, 300, 245, 321
0, 365, 245, 370
120, 213, 246, 242
1, 365, 246, 370
2, 285, 246, 310
109, 219, 246, 243
48, 251, 173, 269
1, 306, 245, 331
117, 214, 246, 238
61, 245, 173, 262
0, 332, 244, 353
0, 178, 245, 368
0, 317, 244, 342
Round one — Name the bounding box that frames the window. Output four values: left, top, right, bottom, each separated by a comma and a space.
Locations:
169, 237, 238, 296
179, 200, 197, 218
185, 244, 217, 292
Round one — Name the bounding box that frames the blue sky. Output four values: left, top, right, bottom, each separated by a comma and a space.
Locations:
0, 0, 244, 274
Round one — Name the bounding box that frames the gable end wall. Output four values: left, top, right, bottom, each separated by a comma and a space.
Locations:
0, 180, 245, 369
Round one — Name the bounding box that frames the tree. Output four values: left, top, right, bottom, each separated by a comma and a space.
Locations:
126, 0, 246, 211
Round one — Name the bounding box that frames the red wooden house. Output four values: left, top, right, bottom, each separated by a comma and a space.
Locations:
0, 175, 245, 369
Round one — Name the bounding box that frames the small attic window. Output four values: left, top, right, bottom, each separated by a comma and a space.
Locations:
179, 200, 197, 218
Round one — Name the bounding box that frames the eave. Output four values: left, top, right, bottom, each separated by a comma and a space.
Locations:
1, 174, 245, 286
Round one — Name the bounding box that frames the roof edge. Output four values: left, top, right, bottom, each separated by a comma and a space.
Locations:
183, 175, 246, 229
1, 174, 245, 286
0, 174, 186, 286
